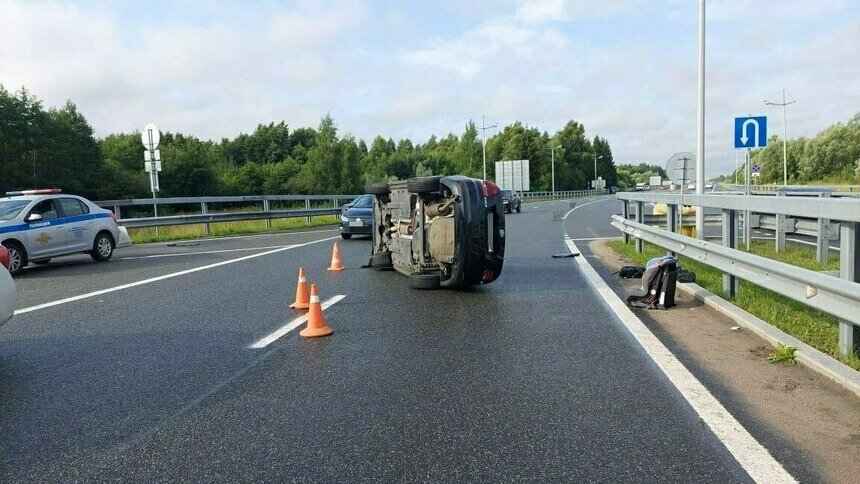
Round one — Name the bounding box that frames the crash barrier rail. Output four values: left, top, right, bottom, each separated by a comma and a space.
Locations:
521, 189, 607, 200
95, 194, 359, 235
614, 192, 860, 357
722, 184, 860, 196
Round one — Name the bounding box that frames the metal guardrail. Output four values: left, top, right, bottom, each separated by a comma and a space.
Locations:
521, 190, 607, 199
615, 192, 860, 357
118, 208, 341, 228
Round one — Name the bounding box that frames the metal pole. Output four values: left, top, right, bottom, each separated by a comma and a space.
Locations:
201, 202, 209, 237
838, 221, 859, 356
744, 149, 751, 249
722, 209, 739, 298
782, 89, 788, 186
551, 148, 556, 196
482, 115, 487, 180
695, 0, 706, 239
734, 150, 738, 185
622, 200, 630, 244
635, 201, 645, 253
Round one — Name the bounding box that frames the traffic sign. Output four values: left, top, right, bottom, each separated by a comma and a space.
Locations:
734, 115, 767, 149
752, 163, 760, 174
141, 123, 160, 150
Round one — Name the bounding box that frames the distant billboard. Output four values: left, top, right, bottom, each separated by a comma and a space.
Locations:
494, 159, 530, 191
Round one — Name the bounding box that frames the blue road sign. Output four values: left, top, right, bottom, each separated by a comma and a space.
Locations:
734, 115, 767, 149
752, 163, 760, 173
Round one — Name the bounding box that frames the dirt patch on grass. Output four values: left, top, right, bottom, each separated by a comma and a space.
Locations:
589, 238, 860, 483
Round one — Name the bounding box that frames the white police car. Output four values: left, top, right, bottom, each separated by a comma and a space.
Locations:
0, 189, 132, 275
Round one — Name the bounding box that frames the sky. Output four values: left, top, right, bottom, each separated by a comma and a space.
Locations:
1, 0, 858, 177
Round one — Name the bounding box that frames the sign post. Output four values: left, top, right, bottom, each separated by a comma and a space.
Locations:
734, 115, 767, 249
142, 123, 162, 235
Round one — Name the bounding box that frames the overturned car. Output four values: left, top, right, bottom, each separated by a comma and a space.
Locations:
365, 175, 505, 289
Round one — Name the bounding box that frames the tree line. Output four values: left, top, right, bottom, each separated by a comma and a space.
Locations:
1, 86, 619, 200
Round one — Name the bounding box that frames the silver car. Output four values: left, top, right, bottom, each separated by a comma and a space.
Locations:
0, 246, 15, 326
0, 189, 132, 275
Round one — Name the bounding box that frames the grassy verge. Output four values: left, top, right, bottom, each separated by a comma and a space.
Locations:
128, 215, 338, 244
607, 239, 860, 370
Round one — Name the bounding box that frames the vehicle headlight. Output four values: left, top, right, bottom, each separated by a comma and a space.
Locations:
340, 214, 349, 222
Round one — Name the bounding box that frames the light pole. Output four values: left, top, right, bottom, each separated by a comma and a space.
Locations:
695, 0, 706, 239
765, 89, 796, 187
592, 153, 604, 187
480, 115, 498, 180
550, 144, 562, 195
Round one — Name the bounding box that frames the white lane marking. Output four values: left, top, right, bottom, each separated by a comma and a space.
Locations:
248, 295, 345, 349
562, 211, 794, 483
118, 244, 296, 260
132, 228, 338, 246
568, 236, 619, 241
13, 236, 339, 316
562, 197, 611, 220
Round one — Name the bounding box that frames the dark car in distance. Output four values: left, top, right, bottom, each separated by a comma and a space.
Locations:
339, 194, 374, 239
500, 190, 521, 213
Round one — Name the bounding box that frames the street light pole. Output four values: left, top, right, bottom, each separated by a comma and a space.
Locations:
480, 115, 498, 181
765, 88, 796, 187
695, 0, 706, 239
592, 153, 603, 185
550, 145, 562, 195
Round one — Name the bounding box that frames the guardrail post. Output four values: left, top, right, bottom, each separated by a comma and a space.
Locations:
201, 202, 210, 236
817, 192, 832, 264
263, 200, 272, 228
838, 221, 859, 356
621, 200, 630, 244
722, 209, 739, 298
666, 204, 677, 256
775, 191, 786, 253
113, 205, 121, 219
635, 201, 644, 253
305, 198, 312, 224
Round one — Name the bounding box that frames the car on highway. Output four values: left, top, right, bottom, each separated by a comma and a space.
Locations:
500, 190, 522, 213
0, 189, 132, 275
339, 194, 374, 239
0, 246, 16, 326
366, 175, 505, 289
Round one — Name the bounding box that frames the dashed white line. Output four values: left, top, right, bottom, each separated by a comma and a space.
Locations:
562, 207, 794, 483
13, 236, 338, 316
248, 295, 346, 349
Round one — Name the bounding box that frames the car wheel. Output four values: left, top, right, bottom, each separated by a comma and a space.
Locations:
341, 233, 352, 239
32, 259, 52, 265
2, 241, 27, 276
408, 272, 441, 290
365, 182, 390, 195
370, 252, 392, 270
91, 232, 115, 262
406, 176, 442, 194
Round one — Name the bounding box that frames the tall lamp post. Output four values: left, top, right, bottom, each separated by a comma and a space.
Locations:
592, 153, 604, 187
480, 115, 498, 181
550, 144, 562, 196
695, 0, 706, 239
764, 89, 796, 187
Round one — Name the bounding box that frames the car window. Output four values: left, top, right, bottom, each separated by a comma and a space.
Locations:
0, 200, 30, 221
501, 190, 512, 196
353, 196, 373, 208
58, 198, 89, 217
28, 200, 58, 221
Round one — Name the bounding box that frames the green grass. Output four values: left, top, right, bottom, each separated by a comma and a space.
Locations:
768, 344, 798, 365
128, 215, 338, 244
607, 239, 860, 370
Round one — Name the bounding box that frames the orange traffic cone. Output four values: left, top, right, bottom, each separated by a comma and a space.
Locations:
289, 266, 310, 309
327, 241, 345, 271
300, 284, 333, 338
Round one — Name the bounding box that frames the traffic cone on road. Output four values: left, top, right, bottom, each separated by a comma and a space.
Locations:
327, 241, 345, 271
289, 266, 310, 309
300, 284, 333, 338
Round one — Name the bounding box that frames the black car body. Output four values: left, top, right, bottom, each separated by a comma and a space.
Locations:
367, 175, 505, 289
339, 194, 374, 239
500, 190, 521, 213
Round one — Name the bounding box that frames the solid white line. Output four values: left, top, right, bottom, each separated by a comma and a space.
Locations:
118, 244, 296, 260
248, 295, 345, 349
13, 236, 338, 316
562, 197, 610, 220
562, 211, 794, 482
568, 236, 619, 241
133, 228, 338, 246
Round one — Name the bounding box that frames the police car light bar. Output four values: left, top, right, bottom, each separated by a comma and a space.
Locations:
5, 188, 63, 196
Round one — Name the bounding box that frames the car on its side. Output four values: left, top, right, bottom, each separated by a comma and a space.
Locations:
339, 194, 374, 239
0, 189, 132, 275
0, 246, 16, 327
366, 175, 505, 289
500, 190, 521, 213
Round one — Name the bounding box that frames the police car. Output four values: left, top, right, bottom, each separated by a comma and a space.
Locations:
0, 189, 132, 275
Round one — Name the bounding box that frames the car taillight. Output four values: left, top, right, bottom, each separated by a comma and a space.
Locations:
481, 181, 500, 197
0, 247, 9, 270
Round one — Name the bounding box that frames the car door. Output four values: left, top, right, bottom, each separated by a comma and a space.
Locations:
57, 197, 93, 252
24, 199, 66, 258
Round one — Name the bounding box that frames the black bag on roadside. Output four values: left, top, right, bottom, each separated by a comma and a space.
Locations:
677, 269, 696, 283
619, 265, 645, 279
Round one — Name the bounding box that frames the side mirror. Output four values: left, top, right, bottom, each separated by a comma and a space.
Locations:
27, 213, 42, 222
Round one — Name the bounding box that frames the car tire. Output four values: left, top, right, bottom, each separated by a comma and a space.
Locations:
365, 183, 390, 195
408, 272, 441, 290
91, 232, 115, 262
341, 233, 352, 240
2, 241, 27, 276
406, 176, 442, 194
32, 259, 52, 265
370, 252, 392, 270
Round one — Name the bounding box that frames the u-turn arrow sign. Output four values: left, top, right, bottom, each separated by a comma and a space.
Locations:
734, 115, 767, 149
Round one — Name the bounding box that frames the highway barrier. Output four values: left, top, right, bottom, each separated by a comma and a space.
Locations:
615, 191, 860, 357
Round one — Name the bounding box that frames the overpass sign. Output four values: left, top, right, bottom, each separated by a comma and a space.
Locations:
734, 115, 767, 149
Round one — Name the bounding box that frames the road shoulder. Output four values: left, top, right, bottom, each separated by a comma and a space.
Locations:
585, 238, 860, 484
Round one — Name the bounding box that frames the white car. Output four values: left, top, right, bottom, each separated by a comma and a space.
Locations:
0, 189, 132, 275
0, 246, 15, 326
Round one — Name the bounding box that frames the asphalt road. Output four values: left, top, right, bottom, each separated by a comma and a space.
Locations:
0, 197, 757, 481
